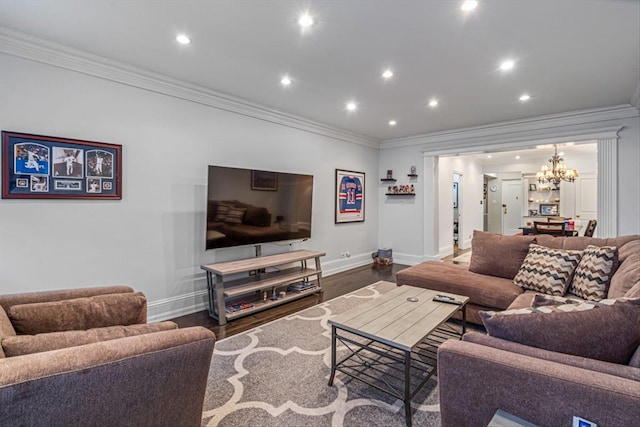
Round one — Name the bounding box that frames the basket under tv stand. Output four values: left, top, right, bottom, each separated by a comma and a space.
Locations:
201, 250, 325, 325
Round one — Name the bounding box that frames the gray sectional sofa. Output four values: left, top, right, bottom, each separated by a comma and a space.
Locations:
396, 231, 640, 426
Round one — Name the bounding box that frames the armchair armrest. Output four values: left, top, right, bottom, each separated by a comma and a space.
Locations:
0, 327, 216, 426
437, 339, 640, 427
0, 286, 134, 312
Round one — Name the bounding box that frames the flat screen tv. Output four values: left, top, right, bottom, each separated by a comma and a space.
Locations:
206, 166, 314, 250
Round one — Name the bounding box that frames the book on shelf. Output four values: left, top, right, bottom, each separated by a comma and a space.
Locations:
225, 301, 255, 313
287, 282, 316, 293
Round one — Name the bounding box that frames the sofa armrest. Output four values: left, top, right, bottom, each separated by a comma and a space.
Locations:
437, 339, 640, 427
0, 327, 216, 426
462, 331, 640, 381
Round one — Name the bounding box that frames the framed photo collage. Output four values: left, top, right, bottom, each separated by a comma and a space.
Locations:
2, 131, 122, 200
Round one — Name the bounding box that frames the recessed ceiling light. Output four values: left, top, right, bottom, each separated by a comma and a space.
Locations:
389, 120, 397, 126
487, 155, 493, 159
298, 13, 314, 28
461, 1, 478, 11
519, 94, 531, 101
515, 155, 521, 160
382, 70, 393, 79
500, 60, 515, 71
176, 34, 191, 45
428, 99, 439, 107
281, 76, 292, 86
346, 102, 357, 111
558, 151, 565, 156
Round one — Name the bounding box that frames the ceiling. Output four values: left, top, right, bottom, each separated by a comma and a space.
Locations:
0, 0, 638, 141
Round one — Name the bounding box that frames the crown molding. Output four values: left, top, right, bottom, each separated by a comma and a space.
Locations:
0, 27, 381, 149
381, 104, 638, 151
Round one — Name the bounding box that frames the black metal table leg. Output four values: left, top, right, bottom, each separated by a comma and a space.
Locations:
328, 325, 337, 386
404, 350, 412, 427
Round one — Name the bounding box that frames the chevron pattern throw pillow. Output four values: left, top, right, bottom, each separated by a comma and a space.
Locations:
568, 245, 617, 301
513, 244, 583, 296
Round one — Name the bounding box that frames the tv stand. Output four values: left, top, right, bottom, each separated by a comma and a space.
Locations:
201, 250, 325, 325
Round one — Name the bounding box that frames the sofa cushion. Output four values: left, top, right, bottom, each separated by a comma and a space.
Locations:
8, 292, 147, 335
1, 321, 178, 357
244, 206, 271, 227
396, 261, 523, 310
214, 203, 231, 222
629, 346, 640, 368
0, 307, 16, 358
480, 298, 640, 364
468, 231, 536, 280
224, 207, 246, 224
567, 245, 617, 300
608, 247, 640, 299
512, 244, 583, 296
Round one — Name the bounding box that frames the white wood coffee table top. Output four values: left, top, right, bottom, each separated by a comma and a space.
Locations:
329, 285, 468, 352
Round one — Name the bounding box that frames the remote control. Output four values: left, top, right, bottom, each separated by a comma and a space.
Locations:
433, 295, 462, 305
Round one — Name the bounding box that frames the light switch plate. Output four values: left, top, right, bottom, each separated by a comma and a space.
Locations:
573, 416, 597, 427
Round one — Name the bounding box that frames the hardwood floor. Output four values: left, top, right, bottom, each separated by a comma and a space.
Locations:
171, 263, 410, 340
171, 247, 473, 340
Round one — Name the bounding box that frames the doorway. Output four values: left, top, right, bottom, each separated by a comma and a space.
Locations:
502, 179, 523, 235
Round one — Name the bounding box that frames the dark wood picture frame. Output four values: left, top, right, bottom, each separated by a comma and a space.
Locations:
251, 170, 278, 191
2, 131, 122, 199
335, 169, 365, 223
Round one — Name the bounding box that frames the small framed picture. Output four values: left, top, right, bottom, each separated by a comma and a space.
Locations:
386, 170, 393, 179
539, 203, 559, 216
529, 183, 537, 191
251, 170, 278, 191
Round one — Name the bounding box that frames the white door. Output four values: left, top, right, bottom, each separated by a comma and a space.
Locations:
502, 179, 523, 235
575, 173, 597, 232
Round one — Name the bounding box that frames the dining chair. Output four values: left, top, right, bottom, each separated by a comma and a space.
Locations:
534, 221, 566, 236
583, 219, 597, 237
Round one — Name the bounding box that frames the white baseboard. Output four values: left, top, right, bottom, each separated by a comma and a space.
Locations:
321, 252, 372, 276
148, 290, 209, 323
392, 252, 429, 266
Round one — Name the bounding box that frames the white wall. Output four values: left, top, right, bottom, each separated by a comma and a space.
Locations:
0, 54, 379, 319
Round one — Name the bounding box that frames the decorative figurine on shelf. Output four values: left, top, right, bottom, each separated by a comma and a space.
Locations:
271, 287, 278, 300
410, 165, 416, 175
387, 170, 393, 179
410, 185, 415, 194
263, 291, 268, 302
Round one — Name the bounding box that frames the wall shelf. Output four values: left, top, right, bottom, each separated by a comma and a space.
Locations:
407, 174, 418, 178
381, 178, 397, 182
386, 193, 415, 196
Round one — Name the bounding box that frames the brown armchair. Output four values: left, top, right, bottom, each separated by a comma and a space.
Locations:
0, 286, 216, 426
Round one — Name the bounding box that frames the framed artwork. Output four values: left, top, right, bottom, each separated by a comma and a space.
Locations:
2, 131, 122, 199
539, 203, 559, 216
251, 170, 278, 191
335, 169, 365, 223
529, 183, 537, 191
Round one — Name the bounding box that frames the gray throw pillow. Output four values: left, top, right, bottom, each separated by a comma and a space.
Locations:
468, 230, 536, 280
512, 244, 583, 296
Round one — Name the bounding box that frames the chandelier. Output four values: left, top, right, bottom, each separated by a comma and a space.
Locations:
536, 145, 578, 186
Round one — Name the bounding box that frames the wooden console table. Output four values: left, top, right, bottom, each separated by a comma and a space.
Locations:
201, 250, 325, 325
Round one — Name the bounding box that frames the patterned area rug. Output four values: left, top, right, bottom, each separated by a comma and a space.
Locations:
201, 281, 442, 426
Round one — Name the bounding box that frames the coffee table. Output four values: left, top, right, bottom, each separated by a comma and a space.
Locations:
328, 285, 469, 427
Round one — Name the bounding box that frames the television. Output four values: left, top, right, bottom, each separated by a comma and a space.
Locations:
205, 166, 314, 250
